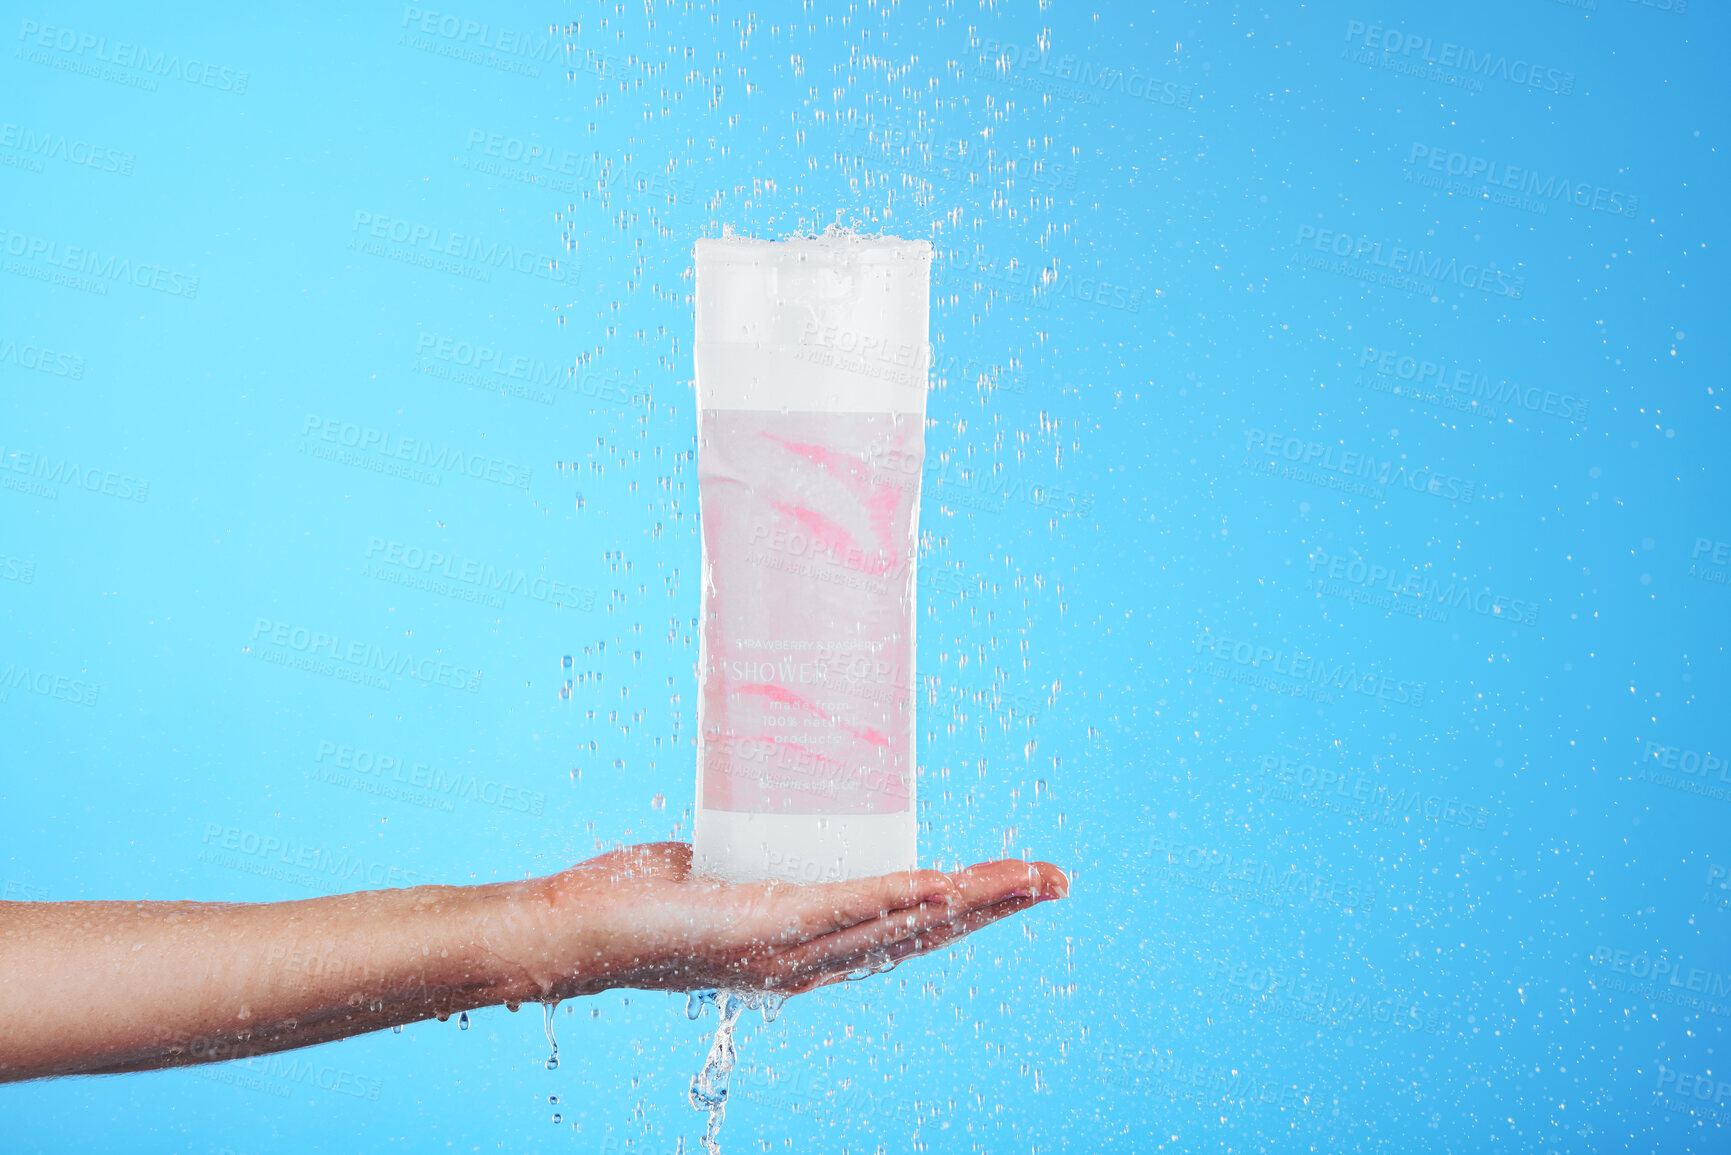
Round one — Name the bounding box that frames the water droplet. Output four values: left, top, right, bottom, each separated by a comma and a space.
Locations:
458, 1011, 470, 1031
551, 1113, 562, 1124
550, 1095, 559, 1105
543, 1001, 561, 1069
392, 1024, 404, 1034
652, 793, 666, 810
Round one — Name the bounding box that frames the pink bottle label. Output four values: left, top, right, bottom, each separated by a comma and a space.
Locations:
698, 410, 922, 815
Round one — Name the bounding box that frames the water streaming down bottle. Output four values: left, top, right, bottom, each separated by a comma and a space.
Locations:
690, 230, 932, 884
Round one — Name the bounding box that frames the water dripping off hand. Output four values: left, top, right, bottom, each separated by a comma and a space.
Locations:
543, 1000, 561, 1069
684, 990, 783, 1155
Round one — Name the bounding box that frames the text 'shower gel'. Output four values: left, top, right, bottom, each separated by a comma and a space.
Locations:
691, 233, 931, 884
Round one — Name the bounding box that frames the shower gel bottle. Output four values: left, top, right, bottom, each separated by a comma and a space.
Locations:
691, 233, 931, 884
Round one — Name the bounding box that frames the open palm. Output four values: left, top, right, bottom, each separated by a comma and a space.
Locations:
540, 843, 1070, 998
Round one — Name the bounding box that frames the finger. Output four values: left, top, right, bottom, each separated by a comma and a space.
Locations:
766, 897, 963, 975
844, 892, 1041, 971
768, 874, 1059, 982
759, 858, 1067, 947
775, 894, 1047, 995
944, 859, 1069, 905
876, 892, 1042, 962
753, 868, 961, 944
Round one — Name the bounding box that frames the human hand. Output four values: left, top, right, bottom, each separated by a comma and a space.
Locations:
516, 843, 1068, 1000
0, 843, 1066, 1080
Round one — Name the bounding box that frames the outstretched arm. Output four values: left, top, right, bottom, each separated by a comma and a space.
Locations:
0, 843, 1067, 1082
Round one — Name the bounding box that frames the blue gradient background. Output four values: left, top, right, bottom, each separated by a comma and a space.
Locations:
3, 1, 1728, 1151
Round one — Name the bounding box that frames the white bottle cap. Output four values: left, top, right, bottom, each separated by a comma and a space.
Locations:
694, 232, 932, 416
